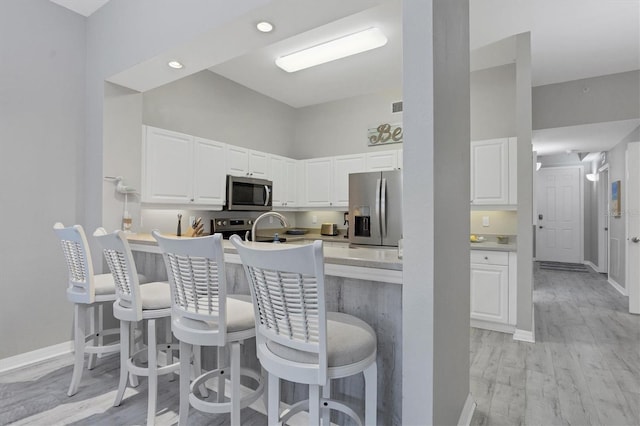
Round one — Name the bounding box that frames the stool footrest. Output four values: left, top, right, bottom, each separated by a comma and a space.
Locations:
280, 397, 363, 426
188, 367, 264, 414
127, 343, 181, 377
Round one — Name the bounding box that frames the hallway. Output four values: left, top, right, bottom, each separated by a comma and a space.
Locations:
471, 263, 640, 425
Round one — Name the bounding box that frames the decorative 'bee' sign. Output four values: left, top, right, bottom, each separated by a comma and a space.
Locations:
368, 123, 403, 146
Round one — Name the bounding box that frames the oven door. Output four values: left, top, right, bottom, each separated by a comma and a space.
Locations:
226, 175, 273, 211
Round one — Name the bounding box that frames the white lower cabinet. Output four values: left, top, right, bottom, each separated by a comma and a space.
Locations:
470, 250, 517, 332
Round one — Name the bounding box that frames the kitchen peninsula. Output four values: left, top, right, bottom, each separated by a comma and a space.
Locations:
128, 234, 402, 425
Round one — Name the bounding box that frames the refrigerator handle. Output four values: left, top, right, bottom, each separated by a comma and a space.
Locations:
375, 178, 382, 235
381, 178, 387, 238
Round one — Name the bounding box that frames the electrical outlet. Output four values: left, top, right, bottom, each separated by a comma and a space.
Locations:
482, 216, 490, 227
189, 216, 195, 226
312, 215, 317, 224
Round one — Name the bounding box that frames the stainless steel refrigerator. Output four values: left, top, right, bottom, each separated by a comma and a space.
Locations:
348, 170, 402, 247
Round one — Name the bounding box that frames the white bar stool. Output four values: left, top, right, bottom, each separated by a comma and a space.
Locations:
53, 223, 122, 397
231, 236, 378, 426
94, 228, 179, 426
153, 231, 264, 425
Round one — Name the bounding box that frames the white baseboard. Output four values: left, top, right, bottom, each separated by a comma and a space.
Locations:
513, 329, 535, 343
457, 393, 476, 426
470, 319, 515, 334
0, 340, 73, 374
513, 309, 536, 343
583, 261, 599, 272
608, 278, 628, 296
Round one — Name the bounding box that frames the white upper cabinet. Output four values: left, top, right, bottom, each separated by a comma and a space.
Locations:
470, 138, 517, 206
270, 154, 298, 208
142, 126, 225, 206
304, 157, 333, 207
366, 150, 399, 171
225, 145, 270, 178
192, 137, 226, 205
332, 154, 366, 207
142, 126, 193, 204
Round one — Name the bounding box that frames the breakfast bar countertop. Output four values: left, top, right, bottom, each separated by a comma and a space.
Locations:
126, 233, 403, 282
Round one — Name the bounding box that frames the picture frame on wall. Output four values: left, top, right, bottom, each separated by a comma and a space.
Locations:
612, 180, 621, 217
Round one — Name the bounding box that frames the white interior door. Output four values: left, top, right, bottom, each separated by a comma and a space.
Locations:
536, 166, 582, 263
626, 142, 640, 314
597, 166, 609, 273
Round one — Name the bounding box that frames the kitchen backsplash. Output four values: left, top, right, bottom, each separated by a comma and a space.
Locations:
470, 210, 517, 235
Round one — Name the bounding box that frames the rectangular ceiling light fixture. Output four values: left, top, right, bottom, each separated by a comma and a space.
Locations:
275, 27, 387, 73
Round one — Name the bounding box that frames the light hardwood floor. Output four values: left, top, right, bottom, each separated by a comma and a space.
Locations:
1, 264, 638, 425
471, 263, 640, 426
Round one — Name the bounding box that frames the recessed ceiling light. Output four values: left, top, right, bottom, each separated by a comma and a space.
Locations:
167, 60, 184, 69
256, 21, 274, 33
275, 27, 387, 73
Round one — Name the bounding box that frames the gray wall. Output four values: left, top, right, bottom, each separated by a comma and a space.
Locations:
403, 0, 471, 424
293, 90, 403, 158
0, 1, 86, 359
471, 63, 516, 140
103, 83, 144, 234
608, 139, 629, 286
143, 71, 297, 157
533, 70, 640, 130
515, 32, 534, 335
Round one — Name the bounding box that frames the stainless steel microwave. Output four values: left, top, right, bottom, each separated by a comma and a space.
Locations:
226, 175, 272, 211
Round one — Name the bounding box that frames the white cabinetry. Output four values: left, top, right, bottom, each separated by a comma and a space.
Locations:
366, 150, 399, 171
303, 157, 333, 207
470, 250, 517, 332
270, 154, 298, 208
301, 154, 366, 208
226, 145, 269, 178
142, 126, 225, 206
470, 138, 517, 206
332, 154, 366, 207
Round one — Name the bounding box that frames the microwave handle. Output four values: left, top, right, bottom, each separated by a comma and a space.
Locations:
264, 185, 271, 206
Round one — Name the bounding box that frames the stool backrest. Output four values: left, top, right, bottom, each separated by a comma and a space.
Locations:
93, 228, 143, 321
153, 231, 228, 344
230, 235, 328, 379
53, 223, 96, 304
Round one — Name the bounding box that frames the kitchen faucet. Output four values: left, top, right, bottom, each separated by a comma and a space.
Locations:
246, 211, 290, 242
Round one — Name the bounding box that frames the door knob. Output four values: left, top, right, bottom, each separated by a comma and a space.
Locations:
539, 225, 543, 229
632, 237, 640, 243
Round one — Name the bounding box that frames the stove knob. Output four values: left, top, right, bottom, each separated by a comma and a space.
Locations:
222, 220, 227, 226
216, 220, 223, 226
247, 220, 253, 225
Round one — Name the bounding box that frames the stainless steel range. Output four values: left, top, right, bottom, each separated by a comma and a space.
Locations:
211, 217, 287, 242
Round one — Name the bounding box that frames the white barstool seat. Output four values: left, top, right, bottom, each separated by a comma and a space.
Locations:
94, 228, 179, 426
231, 235, 377, 426
53, 222, 123, 397
153, 231, 263, 426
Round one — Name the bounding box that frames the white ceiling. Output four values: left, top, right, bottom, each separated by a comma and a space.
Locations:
49, 0, 109, 17
51, 0, 640, 155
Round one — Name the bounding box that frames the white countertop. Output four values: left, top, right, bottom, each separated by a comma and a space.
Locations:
126, 234, 403, 284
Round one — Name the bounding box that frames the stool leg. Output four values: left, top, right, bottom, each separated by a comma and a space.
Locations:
363, 362, 377, 426
68, 304, 86, 396
114, 320, 130, 406
321, 381, 330, 426
165, 318, 175, 382
129, 321, 139, 388
217, 346, 226, 403
230, 342, 240, 426
178, 340, 191, 426
97, 304, 104, 358
309, 384, 320, 426
193, 345, 209, 397
147, 319, 158, 426
268, 372, 280, 426
87, 305, 97, 370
